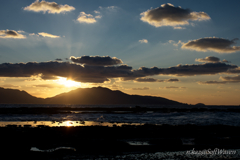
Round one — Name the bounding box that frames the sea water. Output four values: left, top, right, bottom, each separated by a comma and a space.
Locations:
0, 104, 240, 127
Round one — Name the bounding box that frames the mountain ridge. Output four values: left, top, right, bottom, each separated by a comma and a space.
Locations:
0, 87, 182, 105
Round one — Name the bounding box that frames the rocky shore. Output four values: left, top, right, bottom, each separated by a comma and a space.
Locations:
1, 124, 240, 159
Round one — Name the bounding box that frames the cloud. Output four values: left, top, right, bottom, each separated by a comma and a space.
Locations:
195, 56, 220, 63
195, 56, 231, 63
0, 57, 237, 83
0, 84, 21, 88
109, 84, 122, 90
197, 81, 227, 85
95, 15, 102, 19
94, 10, 100, 14
165, 86, 179, 89
134, 77, 162, 82
139, 39, 148, 43
55, 58, 62, 61
106, 6, 117, 10
198, 75, 240, 85
132, 87, 149, 90
162, 86, 186, 89
140, 3, 210, 28
222, 59, 230, 63
220, 75, 240, 82
0, 61, 132, 83
0, 30, 26, 39
33, 84, 65, 88
225, 67, 240, 74
38, 32, 60, 38
166, 78, 179, 82
24, 0, 75, 14
182, 37, 240, 53
173, 26, 185, 30
77, 12, 97, 24
29, 33, 36, 36
70, 56, 123, 66
124, 62, 237, 80
168, 40, 184, 47
134, 77, 179, 82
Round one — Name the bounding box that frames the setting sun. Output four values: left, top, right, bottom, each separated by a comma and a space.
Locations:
65, 121, 74, 127
55, 77, 81, 88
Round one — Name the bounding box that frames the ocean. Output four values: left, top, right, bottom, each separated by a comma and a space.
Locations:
1, 104, 240, 126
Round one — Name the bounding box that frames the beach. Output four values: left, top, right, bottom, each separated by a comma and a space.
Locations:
1, 105, 240, 159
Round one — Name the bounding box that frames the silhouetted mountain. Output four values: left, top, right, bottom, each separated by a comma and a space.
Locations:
0, 87, 44, 104
45, 87, 182, 105
0, 87, 182, 105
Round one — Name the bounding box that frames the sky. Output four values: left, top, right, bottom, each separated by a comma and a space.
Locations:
1, 0, 240, 105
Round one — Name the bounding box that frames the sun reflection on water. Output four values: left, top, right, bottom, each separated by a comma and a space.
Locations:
0, 121, 143, 127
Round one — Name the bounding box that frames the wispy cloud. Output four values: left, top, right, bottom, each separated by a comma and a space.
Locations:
134, 77, 179, 82
161, 86, 186, 89
32, 84, 65, 88
24, 0, 75, 14
0, 84, 21, 88
76, 12, 97, 24
38, 32, 60, 38
182, 37, 240, 53
139, 39, 148, 43
140, 3, 210, 28
197, 81, 227, 85
0, 30, 26, 39
173, 26, 185, 30
132, 87, 149, 90
220, 75, 240, 82
198, 75, 240, 85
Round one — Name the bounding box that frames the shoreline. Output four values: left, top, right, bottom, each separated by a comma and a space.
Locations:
1, 124, 240, 159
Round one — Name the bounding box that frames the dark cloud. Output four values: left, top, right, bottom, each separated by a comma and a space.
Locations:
140, 3, 210, 28
132, 87, 149, 90
24, 0, 75, 14
195, 56, 220, 63
198, 75, 240, 85
124, 63, 237, 80
197, 81, 227, 85
182, 37, 240, 53
163, 86, 186, 89
55, 58, 62, 61
134, 77, 179, 82
220, 75, 240, 82
165, 86, 179, 89
0, 61, 132, 83
225, 67, 240, 74
134, 77, 164, 82
0, 59, 237, 83
0, 30, 26, 39
70, 56, 123, 66
166, 78, 179, 82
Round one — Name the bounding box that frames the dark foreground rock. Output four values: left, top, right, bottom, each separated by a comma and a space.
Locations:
0, 124, 240, 159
